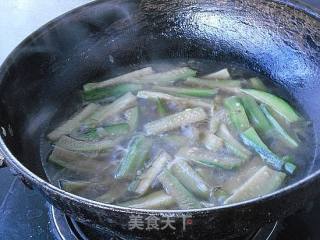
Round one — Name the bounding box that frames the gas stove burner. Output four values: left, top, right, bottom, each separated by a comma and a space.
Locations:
49, 205, 279, 240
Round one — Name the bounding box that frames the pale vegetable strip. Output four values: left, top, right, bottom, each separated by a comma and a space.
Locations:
136, 67, 196, 85
223, 157, 264, 194
185, 77, 242, 89
158, 169, 202, 209
144, 108, 207, 136
202, 132, 224, 152
171, 160, 210, 199
240, 127, 296, 174
216, 124, 252, 160
249, 77, 267, 91
137, 91, 213, 109
55, 135, 121, 152
224, 166, 286, 205
119, 191, 175, 209
203, 68, 231, 80
241, 89, 300, 123
153, 86, 218, 98
177, 147, 246, 170
125, 106, 139, 132
134, 151, 172, 195
115, 135, 152, 180
260, 104, 298, 148
83, 67, 154, 91
95, 181, 129, 204
47, 103, 98, 141
86, 92, 137, 126
60, 180, 92, 194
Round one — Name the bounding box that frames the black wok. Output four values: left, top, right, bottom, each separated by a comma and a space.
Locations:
0, 0, 320, 239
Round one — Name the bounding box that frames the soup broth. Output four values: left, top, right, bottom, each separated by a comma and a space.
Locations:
43, 60, 313, 210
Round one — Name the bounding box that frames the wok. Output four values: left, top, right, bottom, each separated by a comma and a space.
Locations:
0, 0, 320, 239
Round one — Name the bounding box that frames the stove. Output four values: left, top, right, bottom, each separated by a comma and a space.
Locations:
0, 167, 319, 240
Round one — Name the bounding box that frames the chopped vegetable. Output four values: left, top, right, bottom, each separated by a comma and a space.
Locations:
125, 106, 139, 132
55, 135, 121, 153
83, 84, 143, 101
202, 132, 224, 152
224, 166, 286, 204
47, 103, 98, 141
153, 86, 218, 98
177, 147, 246, 170
224, 96, 251, 132
95, 181, 129, 204
137, 67, 196, 85
241, 96, 272, 134
160, 134, 190, 149
83, 67, 154, 91
144, 108, 207, 136
185, 77, 242, 89
60, 180, 92, 194
249, 77, 267, 91
260, 104, 298, 148
86, 92, 137, 126
134, 151, 172, 195
115, 135, 152, 180
241, 89, 300, 123
216, 124, 252, 160
171, 160, 210, 199
119, 191, 175, 209
203, 68, 231, 80
240, 127, 296, 174
137, 91, 213, 109
156, 98, 168, 117
158, 169, 202, 209
76, 123, 130, 141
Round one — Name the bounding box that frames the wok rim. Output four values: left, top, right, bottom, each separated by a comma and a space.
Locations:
0, 0, 319, 216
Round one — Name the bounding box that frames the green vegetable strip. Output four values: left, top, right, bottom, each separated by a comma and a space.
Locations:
60, 180, 92, 194
260, 104, 298, 148
241, 96, 272, 134
184, 77, 242, 89
202, 132, 224, 152
83, 84, 143, 101
171, 160, 210, 199
224, 166, 286, 205
134, 151, 172, 195
158, 169, 202, 209
241, 89, 300, 123
249, 77, 268, 91
115, 135, 152, 180
125, 106, 139, 132
86, 92, 137, 126
216, 124, 252, 160
224, 96, 251, 132
156, 98, 168, 117
177, 147, 246, 170
203, 68, 231, 80
222, 157, 264, 194
47, 103, 98, 141
49, 147, 105, 173
160, 134, 189, 149
153, 86, 218, 98
119, 191, 175, 209
55, 135, 122, 152
79, 123, 130, 141
240, 127, 296, 174
137, 91, 213, 109
83, 67, 154, 91
95, 181, 129, 204
144, 107, 207, 136
137, 67, 197, 85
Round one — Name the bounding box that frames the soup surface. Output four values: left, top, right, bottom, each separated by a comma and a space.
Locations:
43, 61, 312, 210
